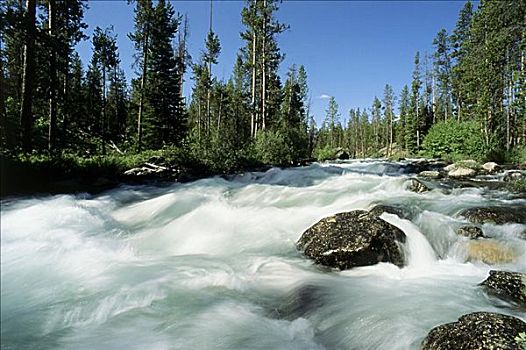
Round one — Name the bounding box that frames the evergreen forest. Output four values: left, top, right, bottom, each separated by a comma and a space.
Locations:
0, 0, 525, 188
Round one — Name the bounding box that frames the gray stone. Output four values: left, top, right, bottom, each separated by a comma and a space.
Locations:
481, 270, 526, 307
504, 171, 526, 182
368, 204, 410, 220
418, 170, 442, 179
421, 312, 526, 350
297, 210, 406, 270
448, 166, 477, 178
406, 178, 430, 193
459, 206, 526, 225
456, 225, 485, 239
482, 162, 500, 173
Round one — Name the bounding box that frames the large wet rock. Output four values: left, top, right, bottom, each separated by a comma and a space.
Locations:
418, 170, 442, 179
421, 312, 526, 350
297, 210, 406, 270
504, 171, 526, 182
456, 225, 485, 239
459, 206, 526, 225
406, 178, 430, 193
402, 159, 447, 174
335, 148, 350, 160
445, 161, 480, 179
481, 270, 526, 307
466, 239, 518, 264
448, 166, 477, 178
482, 162, 500, 173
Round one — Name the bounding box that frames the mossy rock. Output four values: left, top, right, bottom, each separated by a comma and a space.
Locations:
297, 210, 406, 270
459, 206, 526, 225
481, 270, 526, 307
422, 312, 526, 350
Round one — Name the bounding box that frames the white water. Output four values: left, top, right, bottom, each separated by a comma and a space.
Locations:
1, 160, 525, 350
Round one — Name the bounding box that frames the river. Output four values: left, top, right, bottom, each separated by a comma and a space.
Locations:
1, 160, 525, 349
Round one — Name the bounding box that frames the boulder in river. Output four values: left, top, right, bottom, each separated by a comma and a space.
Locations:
482, 162, 500, 173
456, 225, 485, 239
334, 148, 350, 160
406, 178, 430, 193
481, 270, 526, 307
445, 160, 480, 179
297, 210, 406, 270
448, 166, 477, 178
368, 204, 410, 220
465, 239, 518, 264
418, 170, 442, 179
421, 312, 526, 350
459, 206, 526, 225
504, 170, 526, 182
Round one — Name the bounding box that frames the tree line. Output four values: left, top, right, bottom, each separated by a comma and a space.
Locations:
0, 0, 313, 169
0, 0, 524, 170
314, 0, 525, 162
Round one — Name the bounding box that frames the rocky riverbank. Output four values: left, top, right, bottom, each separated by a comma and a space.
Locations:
293, 158, 525, 349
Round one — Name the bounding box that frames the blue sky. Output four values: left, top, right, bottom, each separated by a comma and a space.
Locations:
76, 0, 469, 125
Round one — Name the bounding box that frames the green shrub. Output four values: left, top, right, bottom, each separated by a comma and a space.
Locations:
422, 120, 489, 161
504, 144, 526, 164
253, 130, 293, 166
313, 145, 337, 161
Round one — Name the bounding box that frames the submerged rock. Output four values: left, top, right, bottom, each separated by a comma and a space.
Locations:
459, 206, 526, 225
406, 178, 430, 193
418, 170, 442, 179
368, 204, 410, 220
456, 225, 485, 239
504, 171, 526, 182
481, 270, 526, 307
421, 312, 526, 350
466, 239, 518, 264
297, 210, 406, 270
270, 284, 327, 320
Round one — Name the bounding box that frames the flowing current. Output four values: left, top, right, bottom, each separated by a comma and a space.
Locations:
1, 160, 525, 350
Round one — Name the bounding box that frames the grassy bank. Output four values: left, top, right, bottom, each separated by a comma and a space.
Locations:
1, 149, 214, 197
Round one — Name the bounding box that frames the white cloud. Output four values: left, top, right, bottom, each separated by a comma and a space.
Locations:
318, 94, 331, 100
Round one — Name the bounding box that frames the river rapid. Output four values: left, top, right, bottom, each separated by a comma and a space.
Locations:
1, 160, 525, 350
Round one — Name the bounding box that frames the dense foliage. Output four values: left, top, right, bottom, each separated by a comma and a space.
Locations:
422, 120, 487, 161
0, 0, 524, 179
312, 0, 525, 162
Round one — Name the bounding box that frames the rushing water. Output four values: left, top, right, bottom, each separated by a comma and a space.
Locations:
1, 160, 525, 350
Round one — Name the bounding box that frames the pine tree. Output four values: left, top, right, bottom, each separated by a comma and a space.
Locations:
383, 84, 395, 156
371, 96, 382, 151
19, 0, 37, 152
84, 55, 102, 151
324, 96, 340, 148
433, 28, 452, 121
450, 0, 473, 121
240, 0, 286, 138
92, 26, 118, 154
129, 0, 153, 152
146, 0, 185, 147
398, 85, 410, 150
407, 52, 422, 152
1, 0, 25, 150
460, 0, 525, 147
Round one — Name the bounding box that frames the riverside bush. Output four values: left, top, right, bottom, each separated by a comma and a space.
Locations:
422, 120, 488, 161
253, 130, 293, 166
314, 145, 337, 161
